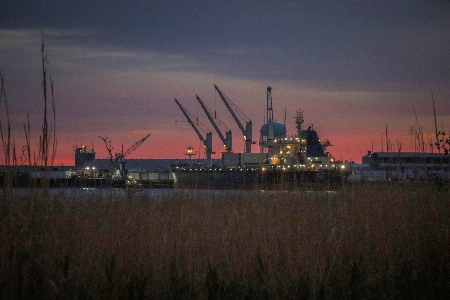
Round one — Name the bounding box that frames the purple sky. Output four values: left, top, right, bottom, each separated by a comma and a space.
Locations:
0, 1, 449, 165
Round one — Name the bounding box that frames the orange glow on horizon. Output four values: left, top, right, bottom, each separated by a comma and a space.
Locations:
4, 119, 442, 167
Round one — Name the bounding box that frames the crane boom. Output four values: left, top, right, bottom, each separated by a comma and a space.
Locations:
123, 133, 151, 157
196, 95, 232, 153
214, 84, 253, 153
174, 98, 213, 166
175, 99, 207, 144
214, 85, 246, 133
97, 133, 151, 179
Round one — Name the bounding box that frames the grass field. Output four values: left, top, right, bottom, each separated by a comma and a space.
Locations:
0, 182, 449, 299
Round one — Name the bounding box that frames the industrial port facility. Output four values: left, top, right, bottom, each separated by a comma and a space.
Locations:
1, 85, 448, 189
68, 85, 349, 189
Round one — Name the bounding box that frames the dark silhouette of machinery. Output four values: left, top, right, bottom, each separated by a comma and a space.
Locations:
175, 98, 214, 167
98, 133, 151, 179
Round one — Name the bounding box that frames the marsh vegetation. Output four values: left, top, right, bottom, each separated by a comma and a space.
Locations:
0, 183, 449, 299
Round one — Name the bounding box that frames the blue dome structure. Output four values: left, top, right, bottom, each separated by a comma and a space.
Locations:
260, 122, 287, 138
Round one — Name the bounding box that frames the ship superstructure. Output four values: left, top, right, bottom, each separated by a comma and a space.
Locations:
260, 107, 337, 172
173, 85, 348, 188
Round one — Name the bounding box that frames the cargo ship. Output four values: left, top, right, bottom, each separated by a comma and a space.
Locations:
171, 124, 349, 190
171, 86, 349, 189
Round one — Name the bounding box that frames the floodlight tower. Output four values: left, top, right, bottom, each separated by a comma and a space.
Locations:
185, 146, 196, 159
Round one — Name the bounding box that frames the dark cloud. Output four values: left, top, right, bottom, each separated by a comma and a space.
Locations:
1, 0, 449, 163
2, 0, 449, 90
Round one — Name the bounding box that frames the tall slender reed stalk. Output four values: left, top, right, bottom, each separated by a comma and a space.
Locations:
412, 105, 425, 153
0, 72, 12, 166
40, 32, 49, 167
23, 112, 32, 166
37, 30, 57, 168
0, 71, 16, 192
431, 90, 439, 153
50, 77, 57, 165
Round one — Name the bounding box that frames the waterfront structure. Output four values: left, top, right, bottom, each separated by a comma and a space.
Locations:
349, 151, 450, 181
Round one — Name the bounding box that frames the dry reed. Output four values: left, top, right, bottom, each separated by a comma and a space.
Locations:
0, 183, 449, 299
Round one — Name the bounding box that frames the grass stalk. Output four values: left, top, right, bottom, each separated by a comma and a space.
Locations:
40, 30, 49, 168
0, 72, 12, 166
1, 184, 448, 299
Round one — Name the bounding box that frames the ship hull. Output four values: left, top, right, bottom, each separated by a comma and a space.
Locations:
173, 169, 346, 190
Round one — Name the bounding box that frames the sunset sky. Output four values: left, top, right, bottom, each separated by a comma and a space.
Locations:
1, 1, 449, 165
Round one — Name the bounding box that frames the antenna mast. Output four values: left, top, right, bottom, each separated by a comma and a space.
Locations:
295, 109, 304, 137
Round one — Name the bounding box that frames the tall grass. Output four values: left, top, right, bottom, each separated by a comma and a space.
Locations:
0, 73, 12, 166
0, 183, 449, 299
0, 31, 57, 192
0, 32, 56, 169
39, 32, 58, 168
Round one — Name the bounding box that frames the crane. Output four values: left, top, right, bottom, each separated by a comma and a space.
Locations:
122, 134, 151, 157
214, 84, 253, 153
98, 133, 151, 179
174, 99, 213, 167
196, 95, 232, 153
